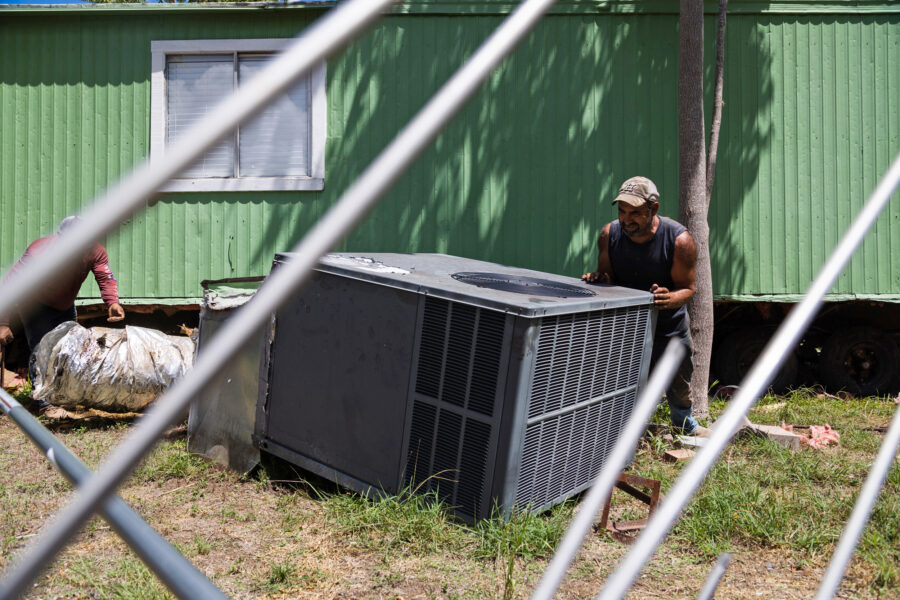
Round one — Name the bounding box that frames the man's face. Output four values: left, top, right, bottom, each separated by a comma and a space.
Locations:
617, 201, 657, 239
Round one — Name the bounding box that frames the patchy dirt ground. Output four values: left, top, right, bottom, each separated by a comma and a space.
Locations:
0, 412, 886, 600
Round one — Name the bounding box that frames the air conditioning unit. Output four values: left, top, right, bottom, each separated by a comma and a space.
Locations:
255, 253, 655, 521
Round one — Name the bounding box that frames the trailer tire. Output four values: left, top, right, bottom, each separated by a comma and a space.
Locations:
714, 328, 798, 394
820, 327, 899, 396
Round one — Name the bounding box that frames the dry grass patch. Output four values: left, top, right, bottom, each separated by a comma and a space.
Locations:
0, 389, 896, 599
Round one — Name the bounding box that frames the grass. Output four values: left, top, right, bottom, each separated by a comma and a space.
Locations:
1, 388, 897, 598
131, 439, 215, 483
473, 503, 575, 560
472, 504, 575, 600
320, 480, 575, 599
264, 561, 297, 592
322, 482, 574, 561
9, 380, 34, 405
64, 556, 172, 600
317, 390, 898, 594
324, 487, 467, 556
640, 391, 900, 591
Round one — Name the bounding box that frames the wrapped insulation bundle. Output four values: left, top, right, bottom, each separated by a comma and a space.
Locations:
32, 322, 194, 412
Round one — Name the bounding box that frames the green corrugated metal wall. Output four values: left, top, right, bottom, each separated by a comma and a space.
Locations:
1, 4, 898, 303
712, 14, 900, 299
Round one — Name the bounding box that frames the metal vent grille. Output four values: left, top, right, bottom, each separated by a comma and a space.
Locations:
516, 390, 637, 508
413, 298, 506, 416
528, 307, 649, 419
516, 305, 650, 509
414, 300, 447, 399
404, 298, 507, 520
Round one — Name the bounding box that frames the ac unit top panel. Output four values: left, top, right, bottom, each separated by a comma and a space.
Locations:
274, 252, 653, 317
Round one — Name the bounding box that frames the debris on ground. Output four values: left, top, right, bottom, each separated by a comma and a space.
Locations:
707, 415, 802, 450
711, 384, 740, 401
1, 366, 27, 393
32, 322, 194, 413
809, 385, 857, 401
42, 405, 142, 427
781, 422, 840, 449
675, 435, 707, 448
757, 402, 787, 413
663, 448, 695, 463
178, 323, 198, 339
745, 423, 802, 451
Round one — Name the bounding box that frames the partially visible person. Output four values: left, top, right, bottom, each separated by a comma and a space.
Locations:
0, 216, 124, 352
582, 176, 708, 436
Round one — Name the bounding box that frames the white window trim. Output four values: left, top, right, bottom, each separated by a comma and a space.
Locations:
151, 39, 326, 192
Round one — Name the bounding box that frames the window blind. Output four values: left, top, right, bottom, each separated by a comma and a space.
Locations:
165, 53, 311, 180
166, 54, 235, 178
239, 56, 311, 177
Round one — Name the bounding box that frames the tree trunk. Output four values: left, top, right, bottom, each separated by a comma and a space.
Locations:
707, 0, 728, 203
678, 0, 711, 417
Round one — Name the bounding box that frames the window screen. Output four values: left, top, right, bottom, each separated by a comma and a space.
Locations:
165, 53, 311, 180
166, 55, 235, 178
239, 56, 311, 177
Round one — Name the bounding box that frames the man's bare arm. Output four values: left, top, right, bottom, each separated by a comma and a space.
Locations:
582, 224, 614, 284
650, 230, 697, 309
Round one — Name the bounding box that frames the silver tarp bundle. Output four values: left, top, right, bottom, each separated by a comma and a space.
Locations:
32, 322, 195, 413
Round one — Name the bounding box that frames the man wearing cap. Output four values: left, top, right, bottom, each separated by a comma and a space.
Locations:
582, 176, 707, 436
0, 216, 125, 352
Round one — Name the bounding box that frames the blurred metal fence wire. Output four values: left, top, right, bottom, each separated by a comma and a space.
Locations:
0, 389, 229, 599
814, 403, 900, 600
594, 153, 900, 600
1, 0, 898, 597
530, 339, 685, 600
0, 0, 559, 596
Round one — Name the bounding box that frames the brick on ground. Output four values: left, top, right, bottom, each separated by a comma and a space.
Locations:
663, 448, 695, 463
746, 423, 802, 451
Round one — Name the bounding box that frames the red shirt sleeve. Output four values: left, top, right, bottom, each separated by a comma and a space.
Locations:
0, 238, 119, 328
86, 244, 120, 306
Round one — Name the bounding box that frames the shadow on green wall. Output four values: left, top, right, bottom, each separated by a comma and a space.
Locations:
707, 15, 773, 296
321, 12, 774, 289
0, 9, 774, 299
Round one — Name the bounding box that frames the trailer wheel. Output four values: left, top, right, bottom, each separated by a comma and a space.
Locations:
820, 327, 899, 396
714, 328, 798, 394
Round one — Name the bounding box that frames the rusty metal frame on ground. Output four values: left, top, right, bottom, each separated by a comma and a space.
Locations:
598, 473, 663, 545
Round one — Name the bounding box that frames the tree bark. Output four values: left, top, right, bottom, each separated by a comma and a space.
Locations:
707, 0, 728, 203
678, 0, 711, 417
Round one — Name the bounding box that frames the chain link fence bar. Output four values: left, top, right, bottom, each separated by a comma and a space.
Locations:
530, 340, 685, 600
0, 0, 394, 595
813, 406, 900, 600
696, 553, 731, 600
0, 390, 228, 599
595, 151, 900, 600
0, 0, 557, 596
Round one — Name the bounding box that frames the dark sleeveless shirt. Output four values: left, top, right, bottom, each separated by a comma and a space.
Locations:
608, 216, 690, 339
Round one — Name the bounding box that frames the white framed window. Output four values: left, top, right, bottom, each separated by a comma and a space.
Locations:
151, 39, 326, 192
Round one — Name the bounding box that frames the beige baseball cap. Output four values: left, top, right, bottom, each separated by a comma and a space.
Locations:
611, 176, 659, 207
